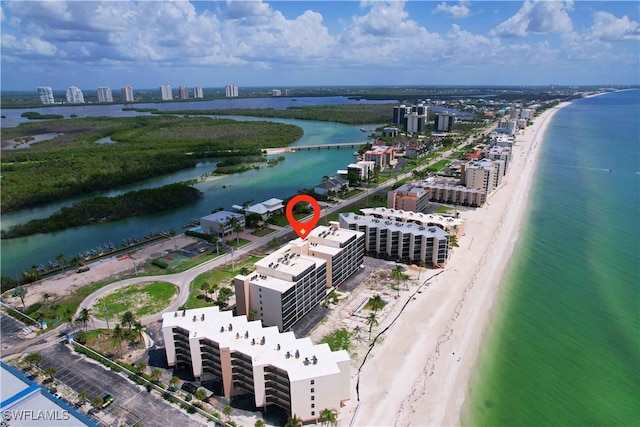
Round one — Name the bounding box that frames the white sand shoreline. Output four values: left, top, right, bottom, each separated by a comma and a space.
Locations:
342, 101, 573, 426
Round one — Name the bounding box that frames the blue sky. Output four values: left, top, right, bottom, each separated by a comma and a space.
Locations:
1, 1, 639, 91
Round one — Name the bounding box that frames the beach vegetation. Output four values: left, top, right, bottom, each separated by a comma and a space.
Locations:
94, 281, 177, 320
320, 328, 351, 351
319, 408, 338, 426
366, 313, 378, 340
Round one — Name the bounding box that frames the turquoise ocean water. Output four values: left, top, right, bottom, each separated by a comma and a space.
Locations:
464, 90, 640, 426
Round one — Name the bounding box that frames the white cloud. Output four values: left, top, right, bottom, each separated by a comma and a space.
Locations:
491, 0, 573, 38
433, 1, 471, 19
589, 11, 640, 41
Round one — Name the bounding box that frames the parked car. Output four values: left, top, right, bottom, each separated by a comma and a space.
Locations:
181, 382, 197, 394
102, 394, 114, 409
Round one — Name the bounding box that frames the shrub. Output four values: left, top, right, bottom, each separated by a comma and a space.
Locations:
152, 259, 168, 269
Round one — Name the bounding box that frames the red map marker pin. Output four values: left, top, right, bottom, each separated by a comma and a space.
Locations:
286, 194, 321, 239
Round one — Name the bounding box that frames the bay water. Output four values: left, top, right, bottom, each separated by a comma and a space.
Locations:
464, 90, 640, 425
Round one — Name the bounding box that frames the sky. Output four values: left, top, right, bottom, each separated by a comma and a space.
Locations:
1, 0, 639, 91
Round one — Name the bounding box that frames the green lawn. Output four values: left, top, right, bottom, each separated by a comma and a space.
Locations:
251, 227, 277, 237
225, 238, 251, 248
94, 281, 177, 319
342, 189, 363, 199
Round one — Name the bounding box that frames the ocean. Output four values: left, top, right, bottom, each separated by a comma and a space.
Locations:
463, 90, 640, 426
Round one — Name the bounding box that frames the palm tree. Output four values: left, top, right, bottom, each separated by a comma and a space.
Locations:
11, 286, 27, 309
22, 353, 43, 369
401, 272, 411, 291
44, 366, 57, 383
417, 260, 426, 280
200, 281, 211, 300
91, 396, 104, 410
150, 368, 162, 383
366, 312, 378, 340
77, 390, 89, 406
41, 293, 50, 305
55, 253, 67, 272
255, 420, 265, 427
222, 405, 233, 421
210, 282, 219, 301
369, 294, 384, 313
391, 265, 404, 287
320, 408, 338, 426
120, 311, 135, 329
111, 324, 126, 357
76, 308, 91, 331
137, 362, 148, 375
284, 414, 302, 427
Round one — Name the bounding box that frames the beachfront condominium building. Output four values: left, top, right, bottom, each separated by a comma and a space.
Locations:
225, 83, 239, 97
162, 306, 350, 424
200, 211, 246, 238
178, 85, 189, 99
388, 179, 487, 208
460, 158, 505, 192
235, 223, 364, 332
66, 86, 85, 104
160, 84, 172, 100
194, 86, 204, 98
482, 145, 512, 175
37, 86, 55, 104
339, 213, 449, 266
346, 161, 375, 181
96, 87, 113, 103
434, 112, 455, 132
121, 85, 134, 102
359, 207, 465, 239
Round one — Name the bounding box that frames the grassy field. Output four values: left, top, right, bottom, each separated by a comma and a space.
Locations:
320, 328, 352, 352
94, 281, 177, 319
251, 227, 277, 237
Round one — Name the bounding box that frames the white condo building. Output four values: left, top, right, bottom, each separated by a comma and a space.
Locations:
225, 83, 239, 97
235, 224, 364, 332
37, 86, 55, 104
160, 84, 172, 100
96, 87, 113, 103
179, 85, 189, 99
339, 213, 450, 266
66, 86, 85, 104
194, 86, 204, 98
162, 306, 350, 424
121, 85, 134, 102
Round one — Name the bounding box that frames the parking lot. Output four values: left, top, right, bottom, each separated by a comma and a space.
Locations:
39, 343, 207, 427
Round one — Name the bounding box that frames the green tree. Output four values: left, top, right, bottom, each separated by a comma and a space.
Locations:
285, 415, 302, 427
55, 253, 67, 272
44, 366, 57, 382
320, 408, 338, 426
169, 376, 180, 390
150, 368, 162, 382
200, 281, 211, 300
111, 324, 126, 357
75, 307, 92, 331
223, 405, 233, 421
23, 353, 43, 369
137, 362, 148, 375
120, 311, 135, 329
366, 312, 378, 340
391, 265, 404, 287
217, 287, 233, 309
11, 285, 27, 309
41, 293, 50, 304
195, 388, 207, 401
77, 390, 89, 405
255, 420, 265, 427
369, 294, 385, 313
91, 396, 104, 410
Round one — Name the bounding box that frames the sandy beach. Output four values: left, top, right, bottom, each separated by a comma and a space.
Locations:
325, 101, 572, 426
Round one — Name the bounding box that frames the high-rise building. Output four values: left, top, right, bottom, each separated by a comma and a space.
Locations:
162, 306, 351, 424
434, 112, 455, 132
37, 86, 55, 105
178, 85, 189, 99
96, 87, 113, 103
193, 86, 203, 98
225, 83, 238, 97
234, 223, 364, 332
121, 85, 134, 102
160, 84, 172, 100
65, 86, 85, 104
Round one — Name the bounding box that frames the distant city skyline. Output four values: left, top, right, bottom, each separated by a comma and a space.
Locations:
1, 1, 638, 91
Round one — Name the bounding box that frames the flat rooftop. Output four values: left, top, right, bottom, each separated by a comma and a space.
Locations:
163, 307, 348, 382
